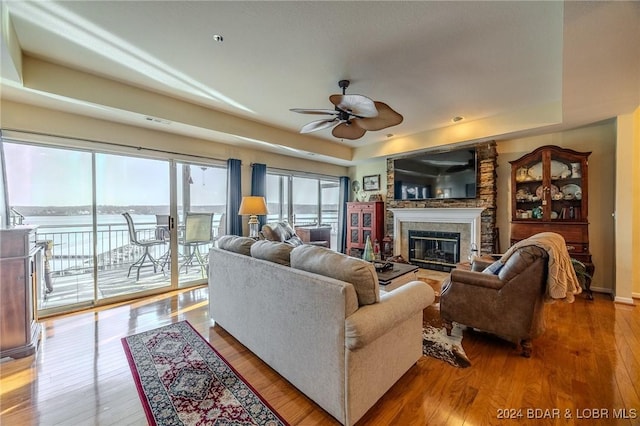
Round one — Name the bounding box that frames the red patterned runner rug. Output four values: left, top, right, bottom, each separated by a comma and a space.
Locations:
122, 320, 288, 426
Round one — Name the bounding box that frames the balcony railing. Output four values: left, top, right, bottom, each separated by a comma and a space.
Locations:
34, 214, 338, 277
35, 222, 167, 276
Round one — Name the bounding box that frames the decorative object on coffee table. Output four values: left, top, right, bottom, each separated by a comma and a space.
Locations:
122, 321, 287, 426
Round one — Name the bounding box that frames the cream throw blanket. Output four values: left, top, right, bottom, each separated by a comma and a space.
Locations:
501, 232, 582, 303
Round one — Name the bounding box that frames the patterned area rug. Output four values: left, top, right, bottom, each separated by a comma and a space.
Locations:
122, 321, 288, 426
423, 303, 471, 368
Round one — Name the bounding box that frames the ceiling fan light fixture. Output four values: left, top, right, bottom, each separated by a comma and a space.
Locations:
291, 80, 403, 140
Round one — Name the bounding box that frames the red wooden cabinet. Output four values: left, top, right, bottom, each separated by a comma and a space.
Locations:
346, 202, 384, 257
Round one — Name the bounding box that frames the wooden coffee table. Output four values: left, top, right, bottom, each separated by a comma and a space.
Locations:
376, 262, 419, 291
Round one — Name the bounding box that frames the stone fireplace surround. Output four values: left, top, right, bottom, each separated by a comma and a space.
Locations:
388, 208, 484, 264
384, 142, 498, 258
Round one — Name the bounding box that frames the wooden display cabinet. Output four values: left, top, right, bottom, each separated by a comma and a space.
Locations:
1, 226, 43, 359
509, 145, 594, 297
346, 201, 384, 257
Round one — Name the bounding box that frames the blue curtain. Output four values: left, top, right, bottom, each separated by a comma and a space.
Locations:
338, 176, 350, 253
226, 159, 243, 236
251, 163, 267, 229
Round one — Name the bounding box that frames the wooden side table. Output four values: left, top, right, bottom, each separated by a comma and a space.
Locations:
295, 226, 331, 247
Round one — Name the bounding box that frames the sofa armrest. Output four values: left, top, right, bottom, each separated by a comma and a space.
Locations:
449, 269, 504, 290
345, 281, 434, 350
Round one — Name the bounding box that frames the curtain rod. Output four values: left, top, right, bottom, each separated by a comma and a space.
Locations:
1, 128, 227, 164
259, 164, 341, 180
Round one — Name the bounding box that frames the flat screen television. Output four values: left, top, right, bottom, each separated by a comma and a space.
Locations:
393, 147, 477, 200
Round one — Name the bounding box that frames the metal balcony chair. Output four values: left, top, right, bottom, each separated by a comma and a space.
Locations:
155, 214, 171, 270
122, 212, 166, 280
179, 212, 214, 275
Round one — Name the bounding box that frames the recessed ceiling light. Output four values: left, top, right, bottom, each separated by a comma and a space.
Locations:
452, 116, 464, 123
212, 34, 224, 42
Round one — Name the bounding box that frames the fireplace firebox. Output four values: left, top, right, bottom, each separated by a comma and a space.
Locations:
408, 230, 460, 272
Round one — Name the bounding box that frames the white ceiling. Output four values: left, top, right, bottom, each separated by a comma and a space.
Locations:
1, 1, 639, 166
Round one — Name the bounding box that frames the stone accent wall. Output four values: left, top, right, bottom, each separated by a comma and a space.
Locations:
385, 141, 498, 255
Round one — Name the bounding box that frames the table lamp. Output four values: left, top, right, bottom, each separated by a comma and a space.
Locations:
238, 196, 269, 238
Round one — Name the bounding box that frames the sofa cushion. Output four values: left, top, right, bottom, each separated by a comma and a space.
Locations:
250, 240, 294, 266
217, 235, 256, 256
290, 245, 380, 306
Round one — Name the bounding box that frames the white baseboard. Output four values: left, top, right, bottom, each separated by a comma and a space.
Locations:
589, 287, 636, 305
614, 296, 636, 305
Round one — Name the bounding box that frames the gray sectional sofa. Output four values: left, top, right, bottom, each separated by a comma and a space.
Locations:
208, 237, 435, 425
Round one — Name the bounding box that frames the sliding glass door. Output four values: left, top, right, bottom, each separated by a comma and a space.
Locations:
95, 153, 172, 299
176, 162, 227, 287
3, 143, 95, 314
2, 138, 226, 317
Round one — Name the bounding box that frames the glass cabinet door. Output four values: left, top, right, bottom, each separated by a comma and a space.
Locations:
548, 152, 585, 221
362, 211, 373, 228
513, 150, 544, 220
512, 147, 588, 222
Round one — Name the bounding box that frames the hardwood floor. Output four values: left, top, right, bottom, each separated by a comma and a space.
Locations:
1, 280, 638, 425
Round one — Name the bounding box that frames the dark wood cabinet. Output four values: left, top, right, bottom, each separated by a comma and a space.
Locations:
1, 226, 42, 359
346, 201, 384, 257
509, 145, 593, 296
294, 226, 331, 248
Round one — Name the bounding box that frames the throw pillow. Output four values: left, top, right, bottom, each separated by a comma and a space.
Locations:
285, 235, 304, 246
260, 224, 278, 241
482, 259, 504, 275
217, 235, 256, 256
250, 240, 294, 266
290, 245, 380, 306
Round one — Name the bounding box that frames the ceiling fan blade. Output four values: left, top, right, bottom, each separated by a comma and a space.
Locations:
332, 121, 367, 140
300, 118, 338, 134
355, 101, 403, 131
329, 94, 378, 118
290, 108, 338, 115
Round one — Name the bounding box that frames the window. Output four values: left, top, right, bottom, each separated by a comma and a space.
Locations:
1, 136, 227, 316
266, 171, 340, 249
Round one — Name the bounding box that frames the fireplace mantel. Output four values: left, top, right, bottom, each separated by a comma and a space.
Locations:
388, 208, 485, 257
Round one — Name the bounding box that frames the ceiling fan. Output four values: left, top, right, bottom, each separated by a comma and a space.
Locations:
290, 80, 403, 140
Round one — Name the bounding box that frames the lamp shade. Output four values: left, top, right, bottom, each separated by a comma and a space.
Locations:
238, 196, 269, 216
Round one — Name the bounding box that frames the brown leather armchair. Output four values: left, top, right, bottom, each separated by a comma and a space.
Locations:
440, 245, 548, 357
